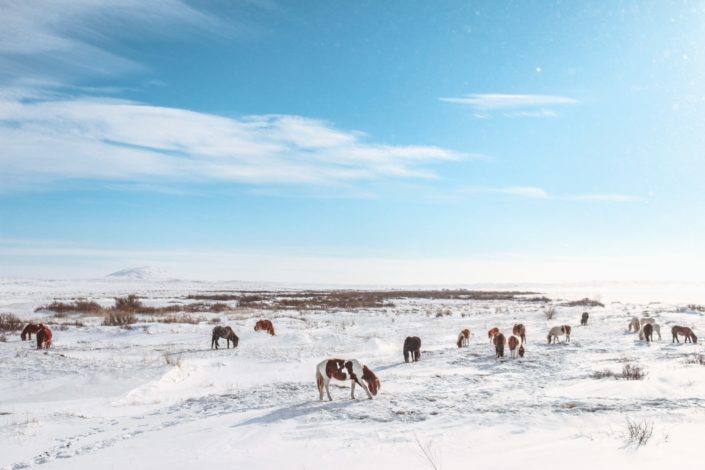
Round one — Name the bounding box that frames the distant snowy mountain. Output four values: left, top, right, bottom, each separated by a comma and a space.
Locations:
105, 266, 176, 281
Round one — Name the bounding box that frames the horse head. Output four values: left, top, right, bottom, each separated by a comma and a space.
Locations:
362, 365, 380, 396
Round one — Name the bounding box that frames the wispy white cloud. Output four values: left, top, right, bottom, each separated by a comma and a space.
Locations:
0, 0, 258, 84
462, 186, 550, 199
460, 186, 640, 202
0, 93, 464, 191
569, 193, 644, 202
440, 93, 578, 118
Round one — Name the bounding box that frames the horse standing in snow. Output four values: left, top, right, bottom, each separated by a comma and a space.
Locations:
581, 312, 589, 326
547, 325, 571, 344
672, 326, 697, 343
403, 336, 421, 362
512, 323, 526, 343
254, 319, 276, 336
494, 332, 506, 358
211, 325, 239, 349
639, 323, 661, 341
36, 324, 52, 350
641, 323, 654, 342
315, 358, 380, 401
487, 327, 500, 342
456, 328, 471, 348
508, 335, 524, 359
628, 317, 640, 333
21, 323, 41, 341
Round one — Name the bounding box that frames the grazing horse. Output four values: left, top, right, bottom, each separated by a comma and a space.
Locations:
36, 324, 52, 349
211, 325, 239, 349
508, 334, 524, 359
487, 327, 500, 342
512, 323, 526, 343
456, 328, 471, 348
638, 323, 661, 341
547, 325, 571, 344
628, 316, 640, 333
494, 332, 506, 358
581, 312, 589, 326
672, 326, 698, 343
315, 358, 380, 401
403, 336, 422, 363
642, 323, 654, 342
254, 319, 276, 336
21, 323, 41, 341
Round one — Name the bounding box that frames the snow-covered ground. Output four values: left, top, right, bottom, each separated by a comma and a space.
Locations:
2, 279, 705, 469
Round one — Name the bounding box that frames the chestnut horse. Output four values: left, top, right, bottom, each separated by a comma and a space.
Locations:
512, 323, 526, 343
36, 324, 52, 349
316, 358, 380, 401
211, 325, 239, 349
672, 326, 698, 343
494, 332, 506, 358
21, 323, 41, 341
487, 327, 500, 343
254, 319, 276, 336
456, 328, 471, 348
508, 334, 524, 359
403, 336, 421, 363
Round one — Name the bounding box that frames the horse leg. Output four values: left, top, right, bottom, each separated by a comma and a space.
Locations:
350, 380, 356, 399
358, 379, 373, 399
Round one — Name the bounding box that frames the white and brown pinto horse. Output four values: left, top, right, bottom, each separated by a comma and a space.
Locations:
316, 358, 380, 401
456, 328, 471, 348
508, 334, 525, 359
512, 323, 526, 343
547, 325, 571, 344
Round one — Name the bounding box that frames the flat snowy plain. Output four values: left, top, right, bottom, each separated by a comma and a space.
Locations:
2, 278, 705, 469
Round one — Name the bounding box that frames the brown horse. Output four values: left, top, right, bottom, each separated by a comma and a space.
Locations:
512, 323, 526, 343
21, 323, 41, 341
254, 319, 276, 336
403, 336, 421, 363
36, 324, 52, 349
494, 332, 506, 358
211, 325, 239, 349
487, 327, 500, 342
642, 323, 653, 342
672, 326, 697, 343
456, 328, 471, 348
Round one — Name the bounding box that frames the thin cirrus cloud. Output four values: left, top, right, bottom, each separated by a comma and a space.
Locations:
0, 92, 464, 192
439, 93, 579, 117
0, 0, 243, 83
461, 186, 640, 202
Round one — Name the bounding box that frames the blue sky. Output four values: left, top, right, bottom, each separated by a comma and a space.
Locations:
1, 1, 704, 283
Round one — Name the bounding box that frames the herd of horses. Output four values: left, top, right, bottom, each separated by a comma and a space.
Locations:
18, 309, 700, 402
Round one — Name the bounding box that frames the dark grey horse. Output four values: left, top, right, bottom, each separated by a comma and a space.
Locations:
403, 336, 421, 363
581, 312, 589, 326
211, 325, 239, 349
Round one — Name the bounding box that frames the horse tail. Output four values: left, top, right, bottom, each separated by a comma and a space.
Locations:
456, 335, 463, 348
269, 324, 276, 336
497, 334, 505, 357
316, 368, 324, 395
403, 346, 410, 363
